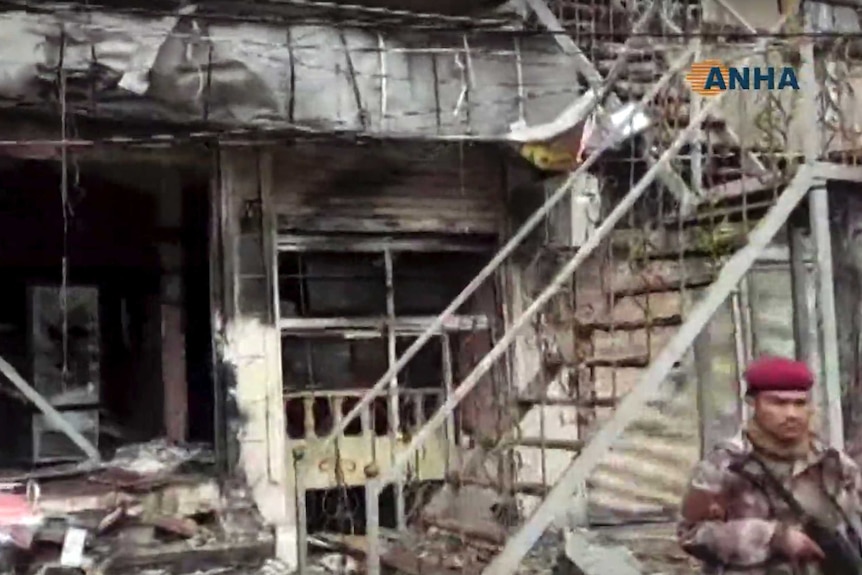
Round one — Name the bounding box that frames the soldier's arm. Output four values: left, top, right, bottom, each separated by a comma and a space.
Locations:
677, 452, 780, 566
838, 450, 862, 516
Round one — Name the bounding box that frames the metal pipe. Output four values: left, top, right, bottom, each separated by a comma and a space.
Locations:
383, 248, 406, 531
800, 36, 844, 448
810, 185, 844, 448
483, 167, 815, 575
364, 481, 380, 574
293, 452, 308, 575
0, 355, 100, 461
730, 288, 749, 421
788, 226, 813, 364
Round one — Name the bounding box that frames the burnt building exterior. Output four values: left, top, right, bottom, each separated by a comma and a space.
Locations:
2, 1, 862, 575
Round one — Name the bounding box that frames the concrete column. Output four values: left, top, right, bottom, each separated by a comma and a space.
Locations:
157, 170, 188, 443
217, 147, 293, 567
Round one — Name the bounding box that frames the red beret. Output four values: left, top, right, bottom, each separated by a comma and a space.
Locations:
744, 356, 813, 395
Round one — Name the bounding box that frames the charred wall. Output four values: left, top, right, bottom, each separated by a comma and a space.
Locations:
211, 140, 510, 567
0, 160, 163, 459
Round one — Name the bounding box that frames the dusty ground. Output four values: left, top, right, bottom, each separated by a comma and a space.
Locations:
589, 523, 698, 575
283, 521, 697, 575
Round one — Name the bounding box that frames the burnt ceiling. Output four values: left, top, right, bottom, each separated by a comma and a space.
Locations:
8, 0, 519, 21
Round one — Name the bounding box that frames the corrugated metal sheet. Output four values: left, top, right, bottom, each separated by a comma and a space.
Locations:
587, 368, 701, 524
749, 250, 828, 433
577, 254, 703, 524
749, 265, 796, 357
695, 296, 741, 452
271, 142, 504, 235
583, 238, 815, 524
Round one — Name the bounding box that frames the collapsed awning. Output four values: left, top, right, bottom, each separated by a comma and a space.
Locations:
504, 89, 652, 172
0, 3, 583, 140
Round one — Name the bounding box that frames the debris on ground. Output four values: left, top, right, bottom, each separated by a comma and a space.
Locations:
299, 522, 697, 575
589, 523, 698, 575
0, 440, 273, 575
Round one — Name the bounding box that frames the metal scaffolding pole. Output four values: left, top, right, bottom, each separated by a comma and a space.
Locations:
809, 184, 844, 448
0, 355, 100, 461
482, 167, 816, 575
800, 35, 843, 448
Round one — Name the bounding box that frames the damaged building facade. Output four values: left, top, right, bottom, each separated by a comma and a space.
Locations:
0, 0, 584, 572
4, 0, 862, 575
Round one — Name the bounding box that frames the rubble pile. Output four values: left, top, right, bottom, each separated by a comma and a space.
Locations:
0, 440, 273, 575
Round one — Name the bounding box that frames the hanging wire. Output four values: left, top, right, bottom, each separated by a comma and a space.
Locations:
58, 27, 70, 389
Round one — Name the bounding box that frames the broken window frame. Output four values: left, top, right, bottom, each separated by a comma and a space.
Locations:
275, 233, 495, 455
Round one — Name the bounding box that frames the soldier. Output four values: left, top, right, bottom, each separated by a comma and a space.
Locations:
677, 355, 862, 575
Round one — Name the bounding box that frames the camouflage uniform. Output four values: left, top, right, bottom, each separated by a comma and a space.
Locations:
677, 431, 862, 575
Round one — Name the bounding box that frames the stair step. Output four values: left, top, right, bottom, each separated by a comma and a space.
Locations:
673, 198, 774, 228
546, 354, 650, 369
611, 223, 749, 259
609, 80, 653, 98
558, 2, 624, 22
516, 395, 617, 408
418, 515, 506, 546
583, 354, 651, 368
545, 354, 650, 369
591, 43, 665, 60
648, 105, 728, 129
596, 60, 661, 82
607, 258, 717, 298
509, 437, 585, 451
613, 274, 714, 298
446, 475, 551, 497
578, 313, 683, 332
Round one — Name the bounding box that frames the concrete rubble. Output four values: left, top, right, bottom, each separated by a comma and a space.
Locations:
0, 440, 274, 575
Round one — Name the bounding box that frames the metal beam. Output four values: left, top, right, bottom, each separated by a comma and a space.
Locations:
712, 0, 758, 33
524, 0, 700, 207
800, 37, 844, 448
813, 161, 862, 183
0, 355, 100, 461
809, 183, 843, 448
788, 226, 814, 365
482, 167, 815, 575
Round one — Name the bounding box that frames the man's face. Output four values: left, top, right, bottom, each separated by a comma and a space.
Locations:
752, 391, 812, 442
